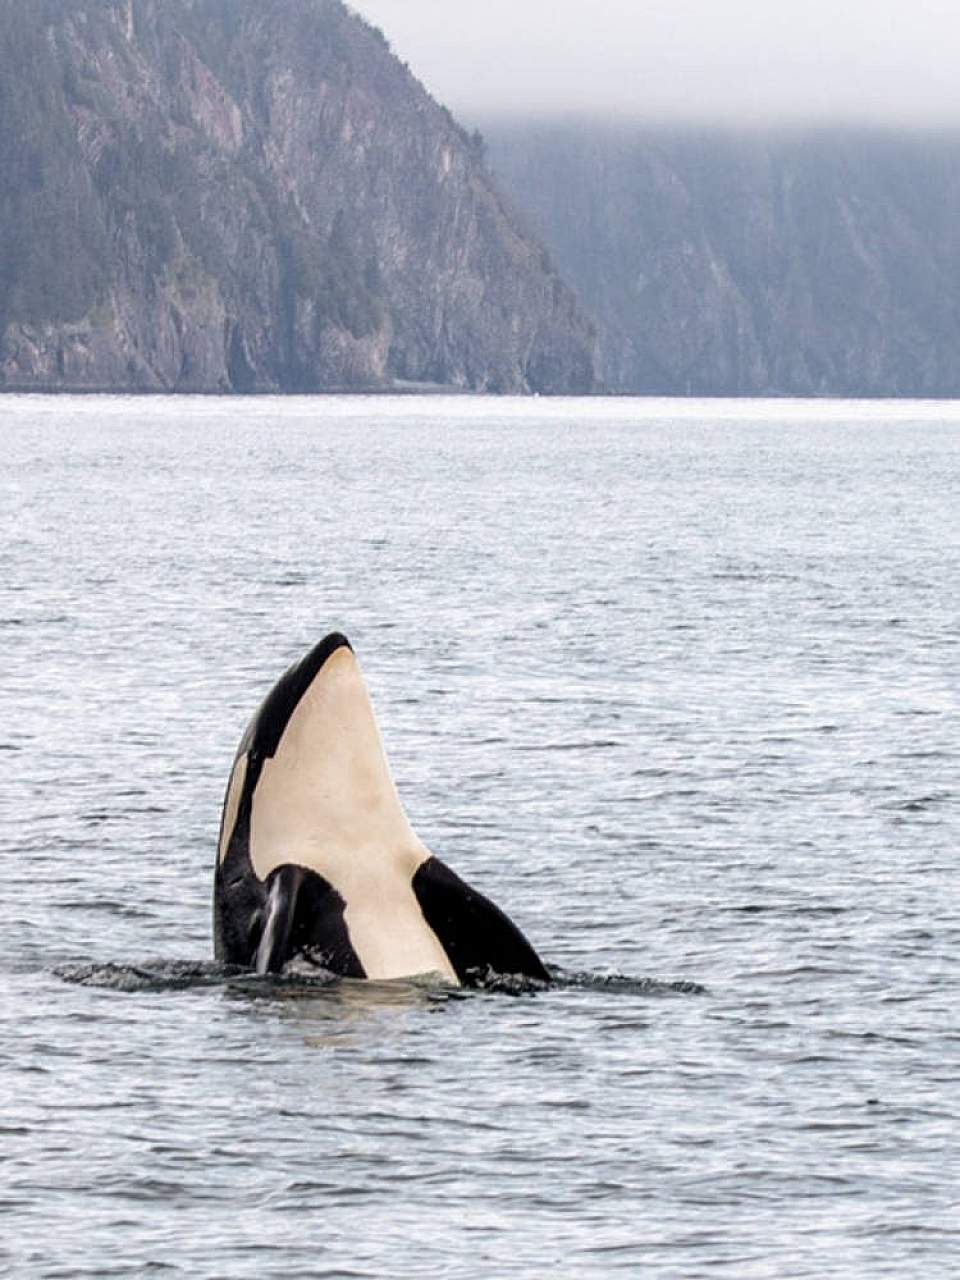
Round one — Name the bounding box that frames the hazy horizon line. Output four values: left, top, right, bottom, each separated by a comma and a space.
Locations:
461, 108, 960, 136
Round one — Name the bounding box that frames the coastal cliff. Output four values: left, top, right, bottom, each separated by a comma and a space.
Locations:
0, 0, 599, 394
486, 121, 960, 397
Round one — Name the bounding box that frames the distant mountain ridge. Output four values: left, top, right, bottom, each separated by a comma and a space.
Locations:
485, 121, 960, 397
0, 0, 599, 394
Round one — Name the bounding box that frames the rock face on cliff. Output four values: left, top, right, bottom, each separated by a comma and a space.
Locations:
0, 0, 599, 394
486, 122, 960, 397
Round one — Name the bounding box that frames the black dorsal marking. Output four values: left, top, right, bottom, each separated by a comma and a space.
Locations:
230, 633, 353, 818
245, 632, 352, 763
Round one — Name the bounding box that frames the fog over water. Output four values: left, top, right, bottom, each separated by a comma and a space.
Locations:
350, 0, 960, 126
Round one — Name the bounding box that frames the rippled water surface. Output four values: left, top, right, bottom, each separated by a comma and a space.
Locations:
1, 394, 958, 1277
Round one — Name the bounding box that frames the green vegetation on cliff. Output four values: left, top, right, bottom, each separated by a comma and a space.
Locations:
0, 0, 599, 393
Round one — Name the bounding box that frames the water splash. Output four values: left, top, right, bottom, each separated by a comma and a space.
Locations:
55, 959, 254, 993
548, 966, 707, 996
55, 958, 705, 998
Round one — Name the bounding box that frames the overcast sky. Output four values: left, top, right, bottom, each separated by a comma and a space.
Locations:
349, 0, 960, 126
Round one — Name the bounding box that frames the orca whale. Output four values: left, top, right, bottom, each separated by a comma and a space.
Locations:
214, 633, 549, 986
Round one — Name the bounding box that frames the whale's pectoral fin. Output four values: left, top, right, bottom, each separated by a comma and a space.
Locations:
412, 856, 550, 986
256, 864, 366, 977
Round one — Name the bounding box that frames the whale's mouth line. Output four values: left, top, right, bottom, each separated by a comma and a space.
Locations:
52, 959, 706, 998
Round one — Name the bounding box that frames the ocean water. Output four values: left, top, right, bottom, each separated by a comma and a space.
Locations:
0, 393, 957, 1278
